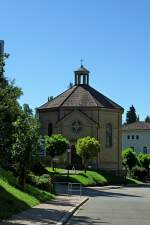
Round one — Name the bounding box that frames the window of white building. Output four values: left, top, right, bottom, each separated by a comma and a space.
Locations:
136, 135, 139, 140
143, 147, 147, 154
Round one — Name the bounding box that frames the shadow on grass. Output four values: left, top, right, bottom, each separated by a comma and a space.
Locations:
0, 186, 30, 221
25, 184, 54, 202
54, 174, 79, 184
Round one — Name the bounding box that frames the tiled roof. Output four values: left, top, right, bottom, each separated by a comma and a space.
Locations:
38, 84, 123, 110
122, 122, 150, 131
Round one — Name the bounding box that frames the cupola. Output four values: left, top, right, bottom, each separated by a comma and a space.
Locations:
74, 63, 90, 85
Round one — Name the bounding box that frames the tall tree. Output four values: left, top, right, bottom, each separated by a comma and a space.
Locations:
12, 105, 40, 189
126, 105, 138, 124
145, 115, 150, 123
0, 53, 22, 167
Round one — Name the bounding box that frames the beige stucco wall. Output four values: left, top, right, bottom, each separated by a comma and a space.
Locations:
38, 107, 123, 171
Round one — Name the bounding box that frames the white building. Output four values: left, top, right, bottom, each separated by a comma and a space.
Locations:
122, 122, 150, 154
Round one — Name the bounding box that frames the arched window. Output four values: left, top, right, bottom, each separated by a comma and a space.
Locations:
48, 123, 53, 136
106, 123, 112, 147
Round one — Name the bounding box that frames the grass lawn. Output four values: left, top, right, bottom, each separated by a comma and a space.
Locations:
46, 167, 143, 186
0, 168, 54, 221
47, 168, 108, 186
126, 177, 144, 185
46, 167, 65, 173
69, 171, 108, 186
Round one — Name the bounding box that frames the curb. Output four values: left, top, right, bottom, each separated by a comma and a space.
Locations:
125, 184, 150, 188
56, 197, 89, 225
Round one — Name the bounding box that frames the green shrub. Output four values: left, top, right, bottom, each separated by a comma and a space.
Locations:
26, 173, 51, 192
132, 166, 147, 180
122, 148, 138, 174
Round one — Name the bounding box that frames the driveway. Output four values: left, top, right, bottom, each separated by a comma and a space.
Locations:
66, 186, 150, 225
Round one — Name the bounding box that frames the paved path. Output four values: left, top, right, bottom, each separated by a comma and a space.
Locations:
0, 196, 85, 225
67, 186, 150, 225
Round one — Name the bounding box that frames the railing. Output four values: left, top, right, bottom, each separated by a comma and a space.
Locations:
68, 182, 82, 196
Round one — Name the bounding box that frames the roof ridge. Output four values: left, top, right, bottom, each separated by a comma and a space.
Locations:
38, 84, 124, 110
81, 85, 98, 107
84, 85, 123, 109
59, 85, 78, 107
38, 85, 76, 109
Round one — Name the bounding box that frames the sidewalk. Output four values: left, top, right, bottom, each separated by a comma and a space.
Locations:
0, 196, 88, 225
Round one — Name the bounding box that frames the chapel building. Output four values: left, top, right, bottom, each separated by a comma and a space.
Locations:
38, 65, 124, 171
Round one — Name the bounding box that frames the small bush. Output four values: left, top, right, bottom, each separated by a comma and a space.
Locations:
132, 166, 147, 180
26, 173, 51, 192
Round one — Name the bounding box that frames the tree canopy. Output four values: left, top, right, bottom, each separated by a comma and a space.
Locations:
76, 136, 100, 172
126, 105, 138, 124
12, 104, 40, 188
138, 153, 150, 176
0, 53, 22, 167
122, 148, 138, 173
45, 134, 69, 158
145, 115, 150, 123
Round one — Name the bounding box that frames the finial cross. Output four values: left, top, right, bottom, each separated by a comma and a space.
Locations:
80, 59, 84, 66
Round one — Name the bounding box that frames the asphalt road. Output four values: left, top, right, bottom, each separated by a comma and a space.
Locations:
66, 186, 150, 225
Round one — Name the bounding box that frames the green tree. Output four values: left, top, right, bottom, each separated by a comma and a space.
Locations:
122, 148, 138, 175
68, 82, 73, 89
48, 96, 54, 102
145, 115, 150, 123
45, 134, 69, 170
12, 105, 40, 189
138, 153, 150, 176
126, 105, 138, 124
23, 103, 33, 115
0, 53, 22, 167
76, 136, 100, 173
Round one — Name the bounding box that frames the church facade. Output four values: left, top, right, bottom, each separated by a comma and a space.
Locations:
38, 65, 124, 171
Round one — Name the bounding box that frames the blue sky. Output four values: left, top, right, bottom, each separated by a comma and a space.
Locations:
1, 0, 150, 121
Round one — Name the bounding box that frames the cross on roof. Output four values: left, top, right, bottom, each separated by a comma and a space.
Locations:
80, 59, 84, 66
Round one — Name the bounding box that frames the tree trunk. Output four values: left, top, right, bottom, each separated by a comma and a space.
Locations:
147, 167, 149, 177
18, 164, 25, 190
51, 159, 54, 171
84, 162, 87, 173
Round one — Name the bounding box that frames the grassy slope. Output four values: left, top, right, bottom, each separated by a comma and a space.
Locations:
0, 168, 54, 221
46, 167, 143, 186
126, 177, 144, 184
69, 171, 108, 186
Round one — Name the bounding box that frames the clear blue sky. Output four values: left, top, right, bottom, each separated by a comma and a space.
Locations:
1, 0, 150, 121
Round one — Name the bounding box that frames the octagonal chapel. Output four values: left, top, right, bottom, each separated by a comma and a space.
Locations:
38, 65, 124, 171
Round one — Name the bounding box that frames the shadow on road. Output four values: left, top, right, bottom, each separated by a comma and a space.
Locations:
67, 215, 109, 225
83, 187, 142, 198
56, 184, 142, 198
